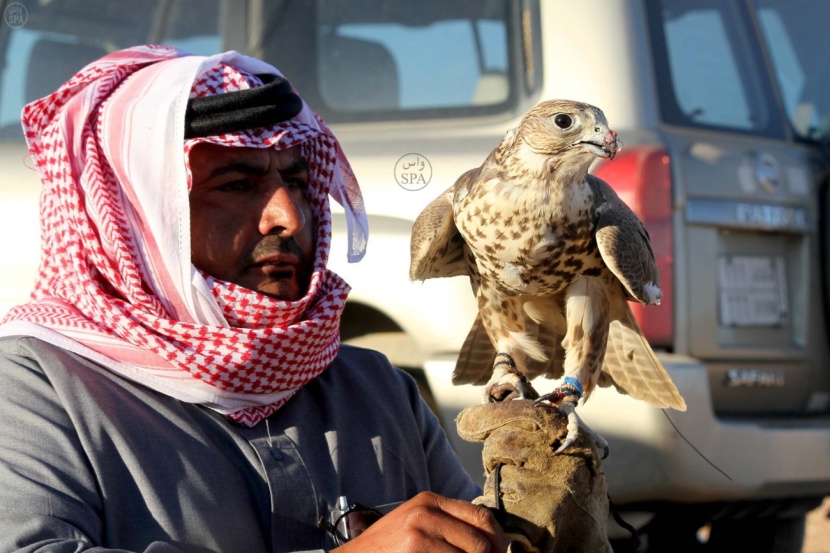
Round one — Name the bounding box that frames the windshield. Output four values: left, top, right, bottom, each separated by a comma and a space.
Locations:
0, 0, 221, 139
753, 0, 830, 142
0, 0, 523, 132
318, 1, 509, 112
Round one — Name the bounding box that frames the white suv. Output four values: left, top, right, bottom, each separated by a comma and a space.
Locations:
1, 1, 828, 550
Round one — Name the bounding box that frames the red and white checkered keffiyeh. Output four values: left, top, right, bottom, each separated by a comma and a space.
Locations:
0, 45, 368, 426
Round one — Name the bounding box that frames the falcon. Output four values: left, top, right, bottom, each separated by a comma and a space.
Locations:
410, 100, 686, 453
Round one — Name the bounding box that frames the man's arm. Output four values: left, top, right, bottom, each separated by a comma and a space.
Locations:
328, 360, 506, 552
398, 366, 482, 502
0, 340, 184, 553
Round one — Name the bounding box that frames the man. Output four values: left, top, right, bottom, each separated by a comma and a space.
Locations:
0, 45, 506, 552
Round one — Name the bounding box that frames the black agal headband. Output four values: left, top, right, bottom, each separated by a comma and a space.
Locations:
184, 74, 303, 139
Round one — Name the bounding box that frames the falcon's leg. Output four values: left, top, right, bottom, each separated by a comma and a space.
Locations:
535, 277, 610, 456
474, 286, 543, 403
484, 353, 539, 403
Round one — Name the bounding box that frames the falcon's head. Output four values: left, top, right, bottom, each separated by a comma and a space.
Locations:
510, 99, 622, 178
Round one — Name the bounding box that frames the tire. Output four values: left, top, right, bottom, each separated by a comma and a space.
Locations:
705, 516, 805, 553
640, 514, 806, 553
639, 514, 706, 553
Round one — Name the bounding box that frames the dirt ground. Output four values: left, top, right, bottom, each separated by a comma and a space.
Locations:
804, 496, 830, 553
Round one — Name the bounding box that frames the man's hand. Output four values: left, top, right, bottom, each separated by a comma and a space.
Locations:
331, 491, 508, 553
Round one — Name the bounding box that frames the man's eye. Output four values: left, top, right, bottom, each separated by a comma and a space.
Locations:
218, 180, 251, 192
285, 177, 309, 190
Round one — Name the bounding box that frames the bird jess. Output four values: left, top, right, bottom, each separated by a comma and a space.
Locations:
410, 99, 686, 454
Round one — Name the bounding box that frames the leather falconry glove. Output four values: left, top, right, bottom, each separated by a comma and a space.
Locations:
456, 400, 613, 553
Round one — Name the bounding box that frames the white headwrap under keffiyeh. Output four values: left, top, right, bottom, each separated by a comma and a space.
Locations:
0, 45, 368, 426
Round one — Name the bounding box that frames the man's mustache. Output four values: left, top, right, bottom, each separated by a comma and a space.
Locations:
241, 235, 310, 267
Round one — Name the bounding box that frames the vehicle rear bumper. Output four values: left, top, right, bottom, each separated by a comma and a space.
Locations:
423, 354, 830, 505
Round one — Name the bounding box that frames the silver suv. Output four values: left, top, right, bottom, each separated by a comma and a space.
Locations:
1, 1, 828, 551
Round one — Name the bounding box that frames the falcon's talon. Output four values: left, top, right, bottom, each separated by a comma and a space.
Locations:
535, 387, 580, 406
485, 361, 539, 403
549, 402, 610, 457
534, 392, 563, 405
488, 382, 521, 403
554, 402, 580, 455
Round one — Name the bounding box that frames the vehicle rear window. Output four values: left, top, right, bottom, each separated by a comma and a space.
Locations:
753, 0, 830, 143
646, 0, 785, 138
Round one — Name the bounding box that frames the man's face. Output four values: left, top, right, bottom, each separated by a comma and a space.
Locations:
189, 143, 315, 301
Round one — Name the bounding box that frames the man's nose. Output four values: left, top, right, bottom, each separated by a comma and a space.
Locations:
258, 184, 306, 237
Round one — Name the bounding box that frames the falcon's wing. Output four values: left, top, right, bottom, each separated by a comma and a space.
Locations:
410, 182, 468, 280
588, 174, 661, 305
453, 313, 496, 385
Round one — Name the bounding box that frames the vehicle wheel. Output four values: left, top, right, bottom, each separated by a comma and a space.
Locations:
705, 516, 805, 553
639, 515, 706, 553
640, 514, 805, 553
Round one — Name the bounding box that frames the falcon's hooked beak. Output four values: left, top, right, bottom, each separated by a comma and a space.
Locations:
571, 127, 622, 160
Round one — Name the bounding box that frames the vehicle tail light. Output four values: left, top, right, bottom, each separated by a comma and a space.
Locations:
592, 147, 673, 347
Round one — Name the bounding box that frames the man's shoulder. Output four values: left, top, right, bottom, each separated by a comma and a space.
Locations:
0, 334, 104, 371
324, 343, 419, 396
0, 335, 125, 395
0, 333, 34, 352
335, 343, 392, 365
0, 335, 60, 368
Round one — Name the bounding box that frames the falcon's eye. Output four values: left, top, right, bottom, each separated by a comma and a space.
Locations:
553, 113, 573, 129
